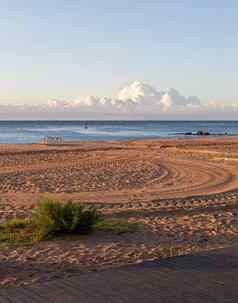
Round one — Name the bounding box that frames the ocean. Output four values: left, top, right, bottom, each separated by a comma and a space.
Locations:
0, 121, 238, 144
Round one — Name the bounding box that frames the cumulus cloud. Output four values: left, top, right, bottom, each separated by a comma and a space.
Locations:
116, 81, 163, 103
1, 81, 238, 119
43, 81, 202, 111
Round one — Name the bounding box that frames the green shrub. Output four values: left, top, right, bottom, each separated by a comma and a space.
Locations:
33, 198, 98, 239
0, 199, 137, 247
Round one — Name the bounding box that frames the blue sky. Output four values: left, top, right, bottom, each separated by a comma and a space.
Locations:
1, 1, 238, 108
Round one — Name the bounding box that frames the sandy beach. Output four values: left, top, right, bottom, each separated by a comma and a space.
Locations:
1, 137, 238, 287
1, 137, 238, 205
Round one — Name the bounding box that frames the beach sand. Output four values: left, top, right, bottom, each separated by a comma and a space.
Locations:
1, 137, 238, 286
1, 137, 238, 205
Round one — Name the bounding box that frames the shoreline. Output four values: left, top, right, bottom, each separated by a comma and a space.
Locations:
1, 132, 238, 145
1, 133, 238, 143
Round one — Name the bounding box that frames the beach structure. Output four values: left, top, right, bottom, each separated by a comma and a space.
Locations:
41, 136, 64, 145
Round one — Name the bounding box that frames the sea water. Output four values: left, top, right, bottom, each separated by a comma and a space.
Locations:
0, 120, 237, 144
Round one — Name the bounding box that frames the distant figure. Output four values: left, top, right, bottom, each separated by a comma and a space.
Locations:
84, 123, 88, 130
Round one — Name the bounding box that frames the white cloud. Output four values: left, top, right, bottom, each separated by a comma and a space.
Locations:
116, 81, 163, 103
1, 81, 238, 119
47, 99, 72, 108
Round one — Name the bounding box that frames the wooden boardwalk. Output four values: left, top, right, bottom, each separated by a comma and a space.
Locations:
1, 245, 238, 302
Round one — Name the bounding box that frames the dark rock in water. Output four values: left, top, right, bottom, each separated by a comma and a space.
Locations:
184, 130, 211, 136
196, 130, 210, 136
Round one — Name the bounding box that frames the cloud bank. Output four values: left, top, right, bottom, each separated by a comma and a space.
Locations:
1, 81, 238, 119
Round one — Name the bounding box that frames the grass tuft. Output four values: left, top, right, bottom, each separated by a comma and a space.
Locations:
3, 218, 30, 230
0, 218, 35, 245
0, 198, 137, 247
94, 219, 138, 234
33, 197, 98, 240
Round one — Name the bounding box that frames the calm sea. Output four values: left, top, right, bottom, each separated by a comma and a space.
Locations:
0, 121, 237, 144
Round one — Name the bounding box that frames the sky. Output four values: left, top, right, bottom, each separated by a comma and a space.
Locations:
1, 1, 238, 119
